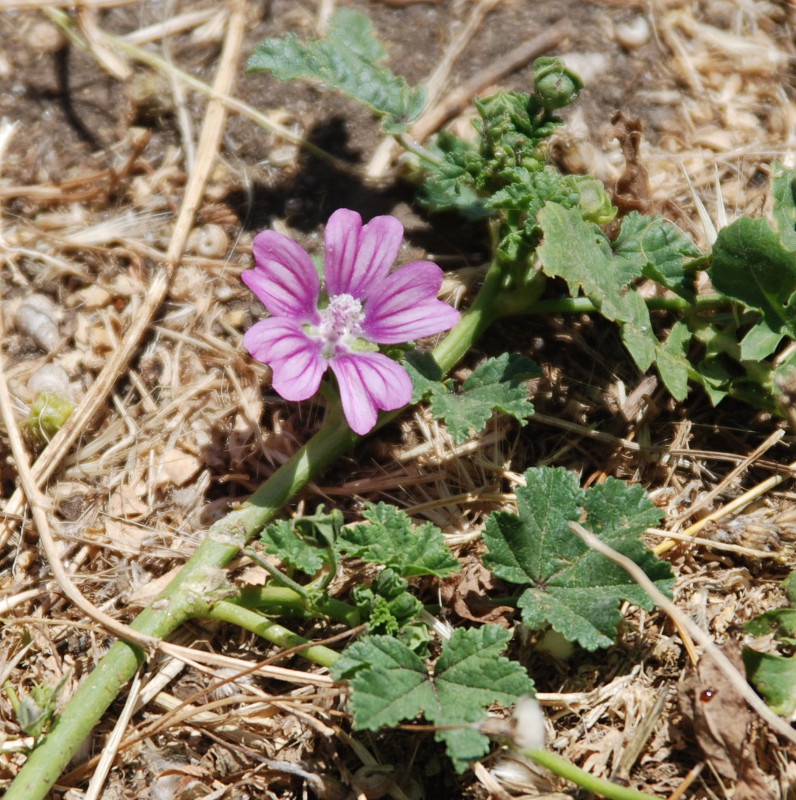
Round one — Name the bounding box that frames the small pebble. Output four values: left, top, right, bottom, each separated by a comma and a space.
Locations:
28, 21, 65, 54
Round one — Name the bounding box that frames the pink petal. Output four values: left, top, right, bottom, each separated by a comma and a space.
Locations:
362, 261, 460, 344
324, 209, 403, 299
243, 230, 321, 320
329, 352, 412, 435
244, 318, 326, 401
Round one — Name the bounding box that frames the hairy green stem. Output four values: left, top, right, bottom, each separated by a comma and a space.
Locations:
528, 292, 725, 315
6, 258, 505, 799
233, 585, 361, 627
4, 404, 358, 800
526, 750, 666, 800
205, 602, 341, 669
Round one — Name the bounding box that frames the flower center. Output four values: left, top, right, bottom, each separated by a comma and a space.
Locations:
315, 293, 364, 357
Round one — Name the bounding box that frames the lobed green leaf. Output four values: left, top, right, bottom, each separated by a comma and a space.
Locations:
338, 502, 459, 578
612, 212, 700, 300
772, 162, 796, 251
247, 8, 425, 130
537, 204, 657, 371
260, 518, 328, 575
333, 627, 534, 771
483, 468, 671, 650
709, 216, 796, 360
428, 353, 540, 444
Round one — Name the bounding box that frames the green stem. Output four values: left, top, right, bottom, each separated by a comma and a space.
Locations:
205, 602, 341, 669
432, 257, 508, 371
395, 133, 444, 168
4, 405, 356, 800
528, 292, 726, 315
232, 585, 361, 627
5, 261, 503, 800
242, 546, 314, 601
526, 750, 666, 800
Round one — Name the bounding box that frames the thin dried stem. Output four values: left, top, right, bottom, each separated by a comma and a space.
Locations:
0, 353, 159, 650
654, 460, 796, 555
83, 669, 144, 800
570, 521, 796, 746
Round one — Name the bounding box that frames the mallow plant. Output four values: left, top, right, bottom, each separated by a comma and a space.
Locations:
7, 8, 796, 800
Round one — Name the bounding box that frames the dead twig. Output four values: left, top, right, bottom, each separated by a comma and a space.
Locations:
654, 461, 796, 556
569, 520, 796, 746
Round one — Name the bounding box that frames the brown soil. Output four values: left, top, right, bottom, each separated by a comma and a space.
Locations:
1, 1, 795, 798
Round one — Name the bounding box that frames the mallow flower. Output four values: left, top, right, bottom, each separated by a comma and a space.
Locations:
242, 208, 460, 435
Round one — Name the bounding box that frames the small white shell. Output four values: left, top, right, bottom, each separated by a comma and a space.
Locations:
27, 364, 71, 397
15, 293, 60, 352
615, 16, 651, 50
194, 224, 228, 258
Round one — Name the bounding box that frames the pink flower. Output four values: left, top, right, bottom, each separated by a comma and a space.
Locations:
243, 209, 460, 435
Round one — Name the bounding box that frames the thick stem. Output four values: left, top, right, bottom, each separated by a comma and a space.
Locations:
3, 409, 356, 800
6, 264, 502, 800
431, 258, 507, 371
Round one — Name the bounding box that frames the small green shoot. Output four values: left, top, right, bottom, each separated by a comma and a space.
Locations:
5, 674, 70, 745
22, 392, 74, 446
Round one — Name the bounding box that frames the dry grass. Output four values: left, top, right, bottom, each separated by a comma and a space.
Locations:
1, 0, 796, 798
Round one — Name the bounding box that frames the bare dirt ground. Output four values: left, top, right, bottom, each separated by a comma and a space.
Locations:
1, 0, 796, 798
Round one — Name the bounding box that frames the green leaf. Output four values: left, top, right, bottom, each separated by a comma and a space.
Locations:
655, 321, 692, 401
739, 320, 785, 362
404, 350, 444, 404
428, 353, 540, 444
338, 502, 459, 578
745, 608, 796, 639
537, 204, 657, 370
260, 519, 328, 575
709, 216, 796, 359
332, 627, 534, 771
613, 212, 700, 300
743, 569, 796, 717
785, 571, 796, 605
772, 162, 796, 251
486, 167, 581, 219
483, 467, 671, 650
247, 8, 425, 131
693, 354, 732, 405
742, 648, 796, 718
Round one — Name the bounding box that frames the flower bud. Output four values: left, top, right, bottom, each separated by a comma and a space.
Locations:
568, 176, 617, 224
532, 57, 583, 110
